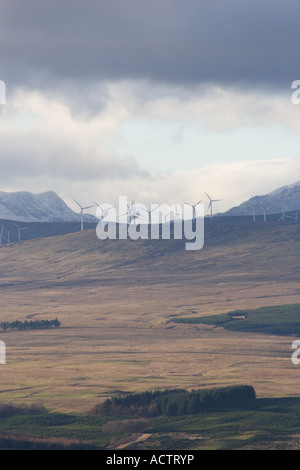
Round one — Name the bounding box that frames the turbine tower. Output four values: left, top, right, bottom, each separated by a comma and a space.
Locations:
174, 204, 181, 221
250, 201, 256, 223
263, 209, 267, 222
163, 212, 170, 224
73, 199, 95, 231
141, 206, 158, 225
13, 223, 29, 242
184, 200, 202, 221
0, 226, 4, 244
205, 193, 221, 220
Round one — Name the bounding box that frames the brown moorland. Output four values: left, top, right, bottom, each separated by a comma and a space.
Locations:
0, 218, 299, 413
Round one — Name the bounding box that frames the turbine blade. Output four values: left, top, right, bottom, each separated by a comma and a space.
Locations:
73, 199, 82, 208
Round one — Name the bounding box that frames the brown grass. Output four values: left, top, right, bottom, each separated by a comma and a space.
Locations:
0, 220, 300, 412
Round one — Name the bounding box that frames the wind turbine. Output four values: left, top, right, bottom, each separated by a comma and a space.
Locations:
0, 226, 4, 244
205, 193, 221, 220
163, 212, 170, 224
174, 204, 181, 221
93, 202, 115, 222
184, 200, 202, 221
13, 223, 29, 242
279, 210, 286, 222
121, 200, 143, 225
73, 199, 95, 231
286, 211, 300, 223
128, 212, 144, 225
250, 201, 256, 222
284, 212, 298, 223
262, 208, 267, 222
140, 206, 158, 225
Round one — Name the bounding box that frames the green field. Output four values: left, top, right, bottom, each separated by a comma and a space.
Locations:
171, 303, 300, 336
2, 390, 300, 449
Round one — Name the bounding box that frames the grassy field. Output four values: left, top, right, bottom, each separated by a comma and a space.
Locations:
172, 303, 300, 336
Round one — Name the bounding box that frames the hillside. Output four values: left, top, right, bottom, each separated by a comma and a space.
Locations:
0, 219, 96, 244
0, 218, 300, 413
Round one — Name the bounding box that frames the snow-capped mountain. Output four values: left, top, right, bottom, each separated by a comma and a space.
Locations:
0, 190, 96, 223
224, 181, 300, 216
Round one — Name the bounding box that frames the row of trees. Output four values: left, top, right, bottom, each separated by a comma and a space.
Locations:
92, 384, 256, 417
0, 318, 61, 331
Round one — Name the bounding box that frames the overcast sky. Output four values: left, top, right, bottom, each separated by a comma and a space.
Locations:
1, 0, 300, 214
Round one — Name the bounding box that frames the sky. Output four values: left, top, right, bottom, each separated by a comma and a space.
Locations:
1, 0, 300, 216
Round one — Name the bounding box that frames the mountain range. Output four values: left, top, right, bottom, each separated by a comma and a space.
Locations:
1, 180, 300, 224
223, 181, 300, 217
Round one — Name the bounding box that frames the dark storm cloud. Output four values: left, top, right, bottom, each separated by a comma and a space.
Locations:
1, 0, 299, 91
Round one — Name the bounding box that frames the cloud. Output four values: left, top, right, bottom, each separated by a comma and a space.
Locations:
142, 84, 300, 132
0, 88, 146, 186
62, 157, 300, 215
1, 82, 300, 204
2, 0, 300, 91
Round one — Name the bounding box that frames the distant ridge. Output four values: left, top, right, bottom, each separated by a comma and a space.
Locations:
0, 190, 96, 223
223, 180, 300, 216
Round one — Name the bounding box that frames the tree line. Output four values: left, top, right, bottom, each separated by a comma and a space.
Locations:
92, 384, 256, 417
0, 318, 61, 331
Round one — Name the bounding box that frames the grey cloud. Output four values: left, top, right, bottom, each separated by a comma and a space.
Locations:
0, 140, 146, 184
1, 0, 299, 92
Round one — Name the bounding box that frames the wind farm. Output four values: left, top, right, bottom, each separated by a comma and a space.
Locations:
1, 186, 300, 450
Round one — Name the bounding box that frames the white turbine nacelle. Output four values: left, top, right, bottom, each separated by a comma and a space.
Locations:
94, 202, 115, 223
184, 200, 202, 221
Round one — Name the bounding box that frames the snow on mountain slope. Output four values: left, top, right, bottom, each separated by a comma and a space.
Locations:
0, 190, 96, 223
224, 181, 300, 216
